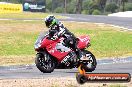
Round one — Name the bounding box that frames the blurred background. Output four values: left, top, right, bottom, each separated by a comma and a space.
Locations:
0, 0, 132, 65
0, 0, 132, 15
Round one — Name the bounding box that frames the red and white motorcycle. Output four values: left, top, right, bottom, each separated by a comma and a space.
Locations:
34, 32, 97, 73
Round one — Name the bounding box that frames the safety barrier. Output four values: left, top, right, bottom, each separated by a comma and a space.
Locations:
0, 3, 23, 13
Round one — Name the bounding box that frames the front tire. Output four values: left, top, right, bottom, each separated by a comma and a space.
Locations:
82, 50, 97, 72
35, 53, 56, 73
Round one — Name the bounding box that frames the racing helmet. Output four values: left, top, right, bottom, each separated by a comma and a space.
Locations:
44, 15, 58, 28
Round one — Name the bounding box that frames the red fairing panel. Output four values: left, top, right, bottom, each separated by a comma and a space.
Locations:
40, 37, 56, 48
46, 42, 70, 62
77, 36, 90, 49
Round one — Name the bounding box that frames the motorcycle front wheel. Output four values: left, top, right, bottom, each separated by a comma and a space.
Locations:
35, 53, 56, 73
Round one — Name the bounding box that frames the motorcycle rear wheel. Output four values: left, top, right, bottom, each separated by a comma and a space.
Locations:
82, 50, 97, 72
35, 53, 56, 73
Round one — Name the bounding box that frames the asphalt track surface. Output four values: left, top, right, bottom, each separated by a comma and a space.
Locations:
0, 14, 132, 79
60, 14, 132, 30
0, 14, 132, 30
0, 57, 132, 79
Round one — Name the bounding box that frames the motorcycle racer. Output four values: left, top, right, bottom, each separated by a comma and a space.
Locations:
44, 15, 85, 61
34, 15, 97, 73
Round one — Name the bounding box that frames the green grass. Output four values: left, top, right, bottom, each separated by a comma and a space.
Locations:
0, 32, 37, 56
0, 21, 132, 65
0, 26, 131, 57
0, 20, 43, 24
0, 12, 64, 19
73, 29, 132, 58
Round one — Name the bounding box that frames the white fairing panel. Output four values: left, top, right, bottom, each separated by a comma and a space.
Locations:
56, 41, 71, 52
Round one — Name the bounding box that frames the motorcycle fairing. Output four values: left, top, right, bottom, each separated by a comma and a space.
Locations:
40, 37, 56, 48
46, 38, 71, 62
77, 36, 90, 49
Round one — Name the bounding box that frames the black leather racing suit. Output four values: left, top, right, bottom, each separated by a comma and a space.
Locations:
48, 21, 82, 59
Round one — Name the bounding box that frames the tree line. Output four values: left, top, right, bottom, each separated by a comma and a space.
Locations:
1, 0, 132, 15
49, 0, 132, 15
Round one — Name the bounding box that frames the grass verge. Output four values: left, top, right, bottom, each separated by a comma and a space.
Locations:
0, 20, 132, 65
0, 12, 64, 19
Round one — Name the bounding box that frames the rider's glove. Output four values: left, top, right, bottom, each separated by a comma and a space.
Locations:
52, 34, 58, 40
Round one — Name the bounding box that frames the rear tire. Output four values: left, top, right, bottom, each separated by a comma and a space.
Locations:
35, 53, 56, 73
82, 50, 97, 72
